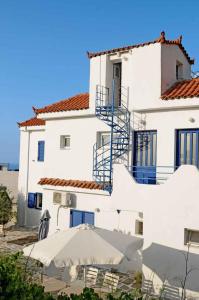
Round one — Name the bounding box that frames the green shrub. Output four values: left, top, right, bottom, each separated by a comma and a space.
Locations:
0, 253, 54, 300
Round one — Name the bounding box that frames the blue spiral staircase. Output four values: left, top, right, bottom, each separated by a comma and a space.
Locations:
93, 81, 130, 193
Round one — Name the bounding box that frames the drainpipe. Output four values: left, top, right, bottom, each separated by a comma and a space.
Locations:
109, 79, 115, 192
24, 128, 31, 227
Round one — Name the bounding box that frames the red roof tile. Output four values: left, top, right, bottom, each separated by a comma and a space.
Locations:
87, 31, 194, 65
38, 178, 103, 190
161, 78, 199, 100
34, 93, 89, 114
18, 117, 45, 127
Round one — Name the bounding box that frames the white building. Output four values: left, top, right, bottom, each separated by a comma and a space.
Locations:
18, 32, 199, 298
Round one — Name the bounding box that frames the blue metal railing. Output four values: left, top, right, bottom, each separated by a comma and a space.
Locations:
128, 165, 175, 184
93, 81, 130, 193
191, 71, 199, 78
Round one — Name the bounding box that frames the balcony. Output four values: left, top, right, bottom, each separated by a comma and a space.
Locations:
128, 165, 175, 185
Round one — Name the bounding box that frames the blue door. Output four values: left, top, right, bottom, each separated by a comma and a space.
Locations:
70, 210, 95, 227
176, 129, 199, 168
133, 131, 157, 184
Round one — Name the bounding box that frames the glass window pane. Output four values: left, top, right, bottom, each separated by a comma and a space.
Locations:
192, 133, 197, 166
180, 133, 185, 164
186, 133, 191, 164
142, 135, 146, 166
147, 135, 151, 166
152, 134, 157, 166
136, 135, 141, 166
101, 133, 110, 147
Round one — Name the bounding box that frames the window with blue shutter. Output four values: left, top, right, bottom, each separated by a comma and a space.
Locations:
38, 141, 45, 161
70, 210, 95, 227
28, 193, 36, 208
133, 130, 157, 184
84, 212, 95, 225
176, 129, 199, 168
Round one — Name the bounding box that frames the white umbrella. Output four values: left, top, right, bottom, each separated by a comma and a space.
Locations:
23, 224, 143, 268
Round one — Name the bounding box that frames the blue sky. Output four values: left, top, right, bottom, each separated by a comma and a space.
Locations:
0, 0, 198, 164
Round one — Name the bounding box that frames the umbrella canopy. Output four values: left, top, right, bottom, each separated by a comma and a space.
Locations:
38, 210, 51, 240
23, 224, 143, 267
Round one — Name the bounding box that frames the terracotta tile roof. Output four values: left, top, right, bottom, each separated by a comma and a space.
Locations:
34, 93, 89, 114
18, 117, 45, 127
38, 178, 103, 190
161, 78, 199, 100
87, 31, 194, 65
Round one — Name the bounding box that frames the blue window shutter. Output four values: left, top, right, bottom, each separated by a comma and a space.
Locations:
28, 193, 36, 208
70, 210, 83, 227
70, 210, 95, 227
38, 141, 45, 161
84, 212, 95, 225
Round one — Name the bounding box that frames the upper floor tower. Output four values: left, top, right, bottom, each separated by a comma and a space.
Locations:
88, 31, 194, 112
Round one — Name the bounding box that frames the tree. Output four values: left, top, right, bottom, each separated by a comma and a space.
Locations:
0, 253, 54, 300
0, 186, 13, 236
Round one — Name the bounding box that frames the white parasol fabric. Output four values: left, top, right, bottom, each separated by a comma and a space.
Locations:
23, 224, 143, 267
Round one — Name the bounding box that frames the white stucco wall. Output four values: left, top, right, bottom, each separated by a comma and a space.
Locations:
89, 44, 162, 111
161, 44, 191, 94
44, 116, 109, 180
89, 42, 194, 112
18, 126, 45, 226
132, 108, 199, 168
111, 164, 199, 297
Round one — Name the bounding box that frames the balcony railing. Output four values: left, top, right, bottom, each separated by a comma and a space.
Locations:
127, 165, 175, 185
191, 71, 199, 78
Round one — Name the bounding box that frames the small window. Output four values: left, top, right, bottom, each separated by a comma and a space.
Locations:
184, 228, 199, 246
35, 193, 42, 209
98, 132, 111, 148
60, 135, 71, 149
135, 220, 143, 235
38, 141, 45, 161
28, 192, 42, 209
176, 61, 183, 80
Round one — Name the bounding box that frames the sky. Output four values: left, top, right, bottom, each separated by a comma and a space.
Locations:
0, 0, 198, 164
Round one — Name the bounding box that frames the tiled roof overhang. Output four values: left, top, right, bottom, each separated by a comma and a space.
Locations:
161, 78, 199, 100
34, 93, 89, 114
38, 178, 103, 190
87, 31, 194, 65
18, 117, 45, 127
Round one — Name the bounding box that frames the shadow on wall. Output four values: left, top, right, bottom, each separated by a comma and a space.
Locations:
143, 242, 199, 298
17, 192, 25, 226
26, 207, 42, 227
17, 193, 42, 227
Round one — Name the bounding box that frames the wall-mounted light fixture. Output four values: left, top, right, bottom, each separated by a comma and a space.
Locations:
189, 117, 195, 123
140, 120, 146, 126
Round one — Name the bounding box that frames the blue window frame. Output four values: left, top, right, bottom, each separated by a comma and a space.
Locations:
70, 210, 94, 227
38, 141, 45, 161
133, 130, 157, 184
176, 129, 199, 168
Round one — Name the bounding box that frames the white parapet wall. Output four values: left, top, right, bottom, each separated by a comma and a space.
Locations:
111, 164, 199, 298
